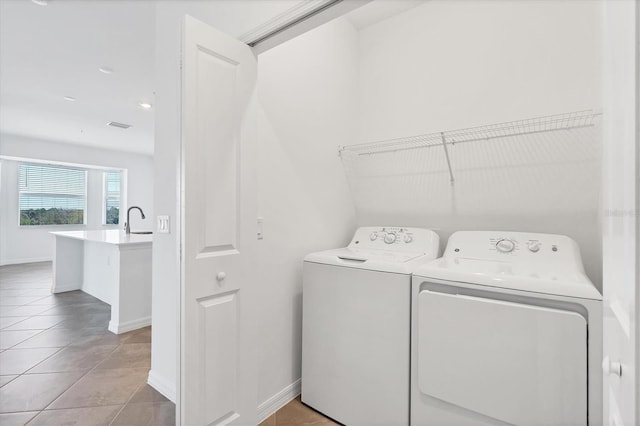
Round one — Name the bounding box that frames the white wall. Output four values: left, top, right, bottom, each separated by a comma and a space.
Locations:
256, 17, 358, 406
0, 133, 154, 265
351, 0, 604, 288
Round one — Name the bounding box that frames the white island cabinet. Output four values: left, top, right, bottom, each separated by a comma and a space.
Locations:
50, 230, 152, 334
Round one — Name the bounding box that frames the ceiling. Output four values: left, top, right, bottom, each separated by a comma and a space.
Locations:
0, 0, 423, 157
0, 0, 156, 155
345, 0, 424, 30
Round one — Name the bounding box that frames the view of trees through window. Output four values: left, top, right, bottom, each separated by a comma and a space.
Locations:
104, 171, 121, 225
19, 163, 86, 226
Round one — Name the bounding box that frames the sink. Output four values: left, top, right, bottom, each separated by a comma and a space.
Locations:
130, 231, 153, 235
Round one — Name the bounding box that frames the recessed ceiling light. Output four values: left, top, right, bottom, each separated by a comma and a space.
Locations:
99, 66, 114, 74
63, 96, 76, 102
31, 0, 48, 5
139, 102, 152, 110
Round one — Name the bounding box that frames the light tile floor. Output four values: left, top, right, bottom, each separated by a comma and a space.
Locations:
259, 397, 339, 426
0, 262, 175, 426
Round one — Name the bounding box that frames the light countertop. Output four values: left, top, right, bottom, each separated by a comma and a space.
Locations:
51, 229, 153, 246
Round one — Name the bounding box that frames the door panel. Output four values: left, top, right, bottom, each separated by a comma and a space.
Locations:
196, 47, 239, 255
199, 291, 239, 424
182, 15, 257, 426
418, 290, 587, 426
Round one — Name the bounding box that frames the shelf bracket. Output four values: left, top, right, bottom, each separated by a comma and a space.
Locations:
441, 132, 455, 184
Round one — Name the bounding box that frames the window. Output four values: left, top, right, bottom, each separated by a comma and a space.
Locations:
19, 163, 86, 226
104, 171, 121, 225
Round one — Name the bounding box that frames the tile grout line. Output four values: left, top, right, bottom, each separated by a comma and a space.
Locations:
4, 305, 113, 350
0, 346, 64, 377
0, 288, 72, 420
0, 330, 46, 350
1, 278, 118, 421
21, 336, 131, 425
2, 318, 69, 346
1, 264, 160, 425
35, 335, 129, 414
31, 328, 151, 418
0, 336, 75, 420
107, 379, 148, 425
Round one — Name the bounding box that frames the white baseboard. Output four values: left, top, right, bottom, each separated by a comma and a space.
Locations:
0, 257, 52, 266
108, 316, 151, 334
257, 379, 301, 423
148, 369, 177, 403
52, 282, 82, 293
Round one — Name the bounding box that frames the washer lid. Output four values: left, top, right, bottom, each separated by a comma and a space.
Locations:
413, 231, 601, 300
304, 226, 440, 274
415, 256, 601, 300
304, 247, 433, 274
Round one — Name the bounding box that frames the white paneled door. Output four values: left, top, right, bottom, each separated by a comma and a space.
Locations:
181, 15, 258, 426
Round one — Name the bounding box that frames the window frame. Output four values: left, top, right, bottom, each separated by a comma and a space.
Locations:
102, 170, 122, 226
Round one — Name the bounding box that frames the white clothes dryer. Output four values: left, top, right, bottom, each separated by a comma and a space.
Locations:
302, 226, 440, 426
411, 231, 602, 426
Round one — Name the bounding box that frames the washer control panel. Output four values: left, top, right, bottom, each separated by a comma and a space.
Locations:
445, 231, 580, 265
495, 238, 516, 253
349, 227, 439, 254
367, 227, 413, 245
488, 237, 548, 255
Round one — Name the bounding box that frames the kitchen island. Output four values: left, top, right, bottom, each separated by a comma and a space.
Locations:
50, 229, 152, 334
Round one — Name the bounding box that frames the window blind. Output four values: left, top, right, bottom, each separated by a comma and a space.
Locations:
18, 163, 86, 225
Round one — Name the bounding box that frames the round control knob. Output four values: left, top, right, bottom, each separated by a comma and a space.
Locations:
496, 239, 516, 253
384, 233, 397, 244
404, 234, 413, 243
370, 233, 378, 241
527, 241, 541, 253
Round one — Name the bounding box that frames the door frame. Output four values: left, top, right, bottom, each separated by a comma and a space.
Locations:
601, 0, 640, 424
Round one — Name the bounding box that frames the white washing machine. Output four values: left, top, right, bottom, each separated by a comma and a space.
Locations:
411, 231, 602, 426
302, 226, 440, 426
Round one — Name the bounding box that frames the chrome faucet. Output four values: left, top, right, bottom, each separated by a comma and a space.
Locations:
125, 206, 146, 234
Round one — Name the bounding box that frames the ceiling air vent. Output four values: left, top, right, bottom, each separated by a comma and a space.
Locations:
106, 121, 131, 129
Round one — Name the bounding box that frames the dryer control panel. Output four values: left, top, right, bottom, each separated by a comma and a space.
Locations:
444, 231, 583, 267
348, 227, 439, 254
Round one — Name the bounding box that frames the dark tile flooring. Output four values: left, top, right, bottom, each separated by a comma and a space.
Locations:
0, 262, 175, 426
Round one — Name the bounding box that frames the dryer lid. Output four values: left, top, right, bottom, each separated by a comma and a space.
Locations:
413, 231, 601, 300
415, 257, 601, 300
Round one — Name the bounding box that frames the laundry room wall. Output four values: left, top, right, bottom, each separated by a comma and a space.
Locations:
256, 17, 358, 407
349, 0, 604, 288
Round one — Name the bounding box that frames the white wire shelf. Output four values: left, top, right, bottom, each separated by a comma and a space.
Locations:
340, 110, 600, 156
339, 110, 601, 183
